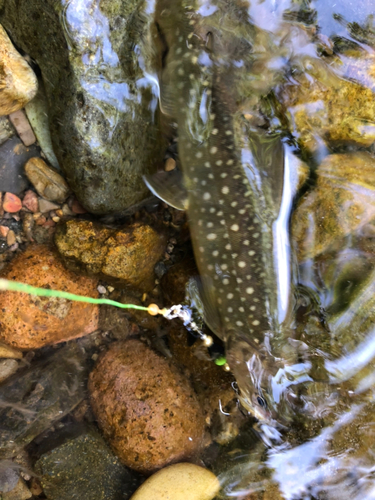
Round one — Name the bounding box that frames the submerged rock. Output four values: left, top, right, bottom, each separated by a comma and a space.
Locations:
129, 463, 220, 500
55, 220, 166, 291
0, 117, 14, 146
0, 244, 99, 349
0, 24, 37, 116
2, 477, 32, 500
0, 0, 166, 214
0, 342, 89, 458
292, 152, 375, 262
35, 423, 138, 500
282, 56, 375, 151
88, 340, 206, 473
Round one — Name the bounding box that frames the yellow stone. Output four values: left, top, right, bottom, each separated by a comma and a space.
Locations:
129, 463, 220, 500
0, 24, 38, 116
0, 341, 22, 359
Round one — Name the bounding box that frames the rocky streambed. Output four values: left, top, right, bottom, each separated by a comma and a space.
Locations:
1, 0, 375, 499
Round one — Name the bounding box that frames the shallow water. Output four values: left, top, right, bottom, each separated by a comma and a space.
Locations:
2, 0, 375, 498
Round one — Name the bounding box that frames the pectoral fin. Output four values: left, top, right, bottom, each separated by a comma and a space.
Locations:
143, 170, 188, 211
186, 276, 224, 339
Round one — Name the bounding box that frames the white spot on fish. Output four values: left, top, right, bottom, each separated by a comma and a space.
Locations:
203, 192, 211, 200
246, 287, 254, 294
207, 233, 217, 240
230, 224, 239, 231
250, 306, 256, 311
238, 261, 246, 268
216, 160, 223, 166
231, 201, 237, 207
212, 128, 219, 135
223, 278, 230, 285
222, 186, 230, 195
196, 152, 202, 158
252, 320, 260, 326
236, 321, 244, 327
248, 250, 255, 256
213, 250, 219, 256
205, 162, 210, 168
210, 147, 218, 154
227, 293, 234, 299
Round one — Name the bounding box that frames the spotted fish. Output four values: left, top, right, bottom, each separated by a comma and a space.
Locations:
145, 0, 300, 422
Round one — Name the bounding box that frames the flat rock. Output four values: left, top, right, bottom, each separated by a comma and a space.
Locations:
0, 136, 40, 194
25, 80, 60, 169
22, 190, 38, 212
0, 359, 19, 383
35, 424, 139, 500
0, 0, 167, 214
55, 220, 166, 291
88, 340, 206, 474
8, 109, 36, 146
0, 24, 37, 115
0, 244, 99, 349
0, 342, 89, 459
24, 157, 69, 203
130, 463, 220, 500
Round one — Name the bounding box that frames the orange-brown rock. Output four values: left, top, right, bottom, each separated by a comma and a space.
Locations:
0, 244, 99, 349
88, 340, 206, 474
0, 25, 37, 116
55, 219, 167, 291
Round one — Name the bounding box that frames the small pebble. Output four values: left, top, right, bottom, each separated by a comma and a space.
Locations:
24, 157, 69, 202
0, 225, 9, 237
165, 157, 176, 171
97, 285, 107, 294
22, 190, 39, 212
35, 215, 47, 226
3, 192, 22, 213
42, 219, 55, 228
38, 198, 60, 213
0, 359, 19, 383
107, 286, 114, 292
8, 109, 36, 146
71, 198, 87, 214
0, 341, 23, 359
52, 216, 60, 223
6, 230, 16, 246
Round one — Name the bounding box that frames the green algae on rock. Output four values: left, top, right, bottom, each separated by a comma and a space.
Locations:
0, 0, 166, 214
55, 219, 166, 291
35, 424, 138, 500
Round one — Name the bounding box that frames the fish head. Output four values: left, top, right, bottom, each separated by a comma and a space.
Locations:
226, 331, 277, 423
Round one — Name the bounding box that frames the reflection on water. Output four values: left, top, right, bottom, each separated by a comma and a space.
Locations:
168, 0, 375, 497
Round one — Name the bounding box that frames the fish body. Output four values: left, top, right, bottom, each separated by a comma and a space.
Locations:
147, 0, 300, 422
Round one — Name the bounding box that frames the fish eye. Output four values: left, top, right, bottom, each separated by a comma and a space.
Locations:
257, 396, 267, 408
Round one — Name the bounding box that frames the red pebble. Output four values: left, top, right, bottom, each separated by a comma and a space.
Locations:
22, 190, 39, 213
0, 226, 9, 237
71, 198, 87, 214
3, 192, 22, 213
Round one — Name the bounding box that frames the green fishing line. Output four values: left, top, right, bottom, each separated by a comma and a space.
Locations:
0, 278, 149, 312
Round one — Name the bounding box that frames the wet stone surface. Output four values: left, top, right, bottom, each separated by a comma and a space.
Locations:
0, 0, 167, 214
55, 219, 167, 291
88, 339, 206, 474
35, 423, 139, 500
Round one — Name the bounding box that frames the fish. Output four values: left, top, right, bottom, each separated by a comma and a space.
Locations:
145, 0, 301, 422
